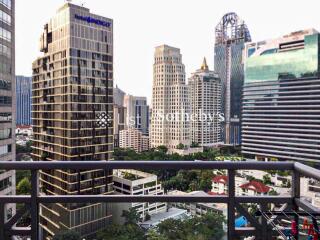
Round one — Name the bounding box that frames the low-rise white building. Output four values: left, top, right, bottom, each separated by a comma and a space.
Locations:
112, 169, 167, 223
15, 125, 32, 136
139, 207, 190, 230
239, 180, 270, 196
168, 190, 227, 216
300, 178, 320, 208
238, 169, 291, 187
211, 175, 270, 196
211, 175, 247, 195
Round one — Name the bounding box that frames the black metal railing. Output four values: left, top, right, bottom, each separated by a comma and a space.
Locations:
0, 161, 319, 240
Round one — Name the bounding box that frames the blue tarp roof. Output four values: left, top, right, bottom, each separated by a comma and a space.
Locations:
235, 216, 248, 227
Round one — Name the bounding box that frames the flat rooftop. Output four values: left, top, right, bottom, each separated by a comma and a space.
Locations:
140, 207, 189, 227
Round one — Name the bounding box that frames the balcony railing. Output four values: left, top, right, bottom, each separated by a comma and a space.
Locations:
0, 161, 319, 240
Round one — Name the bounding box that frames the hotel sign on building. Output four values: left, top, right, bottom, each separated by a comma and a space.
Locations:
74, 14, 112, 28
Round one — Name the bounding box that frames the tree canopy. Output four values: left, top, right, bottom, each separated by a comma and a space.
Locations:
97, 210, 225, 240
17, 177, 31, 195
53, 230, 81, 240
153, 212, 225, 240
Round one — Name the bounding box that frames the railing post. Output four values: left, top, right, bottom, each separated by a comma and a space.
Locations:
260, 203, 268, 240
292, 169, 300, 240
0, 203, 5, 239
228, 169, 235, 239
31, 170, 39, 240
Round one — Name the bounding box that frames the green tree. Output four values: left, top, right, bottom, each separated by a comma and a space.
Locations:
190, 142, 199, 148
176, 143, 185, 149
53, 230, 81, 240
269, 189, 278, 196
122, 208, 141, 224
17, 177, 31, 195
189, 180, 199, 191
156, 145, 168, 154
246, 175, 256, 181
97, 209, 145, 240
16, 170, 31, 184
97, 223, 146, 240
157, 218, 184, 240
199, 170, 215, 192
147, 229, 166, 240
154, 212, 225, 240
262, 174, 272, 185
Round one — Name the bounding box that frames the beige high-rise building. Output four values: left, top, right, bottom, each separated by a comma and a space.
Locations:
189, 58, 222, 147
119, 128, 149, 152
32, 3, 113, 239
150, 45, 191, 152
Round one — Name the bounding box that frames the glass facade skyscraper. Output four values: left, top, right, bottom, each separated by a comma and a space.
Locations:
214, 12, 251, 146
124, 94, 149, 135
242, 29, 320, 162
16, 75, 31, 125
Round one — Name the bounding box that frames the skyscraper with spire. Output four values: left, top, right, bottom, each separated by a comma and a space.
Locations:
214, 12, 251, 146
189, 58, 222, 147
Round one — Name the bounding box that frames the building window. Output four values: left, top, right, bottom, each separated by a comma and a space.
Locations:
0, 96, 11, 105
0, 27, 11, 42
0, 176, 12, 191
0, 79, 11, 90
0, 43, 10, 58
0, 0, 10, 9
0, 144, 11, 156
0, 113, 11, 122
0, 10, 10, 25
0, 128, 11, 140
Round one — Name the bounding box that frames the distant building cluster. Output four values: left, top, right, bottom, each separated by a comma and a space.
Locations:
150, 46, 222, 154
113, 85, 150, 150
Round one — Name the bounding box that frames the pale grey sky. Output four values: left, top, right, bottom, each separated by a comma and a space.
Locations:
16, 0, 320, 101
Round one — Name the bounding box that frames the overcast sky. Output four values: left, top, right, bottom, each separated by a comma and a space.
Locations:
16, 0, 320, 101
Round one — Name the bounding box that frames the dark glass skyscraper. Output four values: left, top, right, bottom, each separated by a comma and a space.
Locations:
214, 12, 251, 145
16, 75, 32, 125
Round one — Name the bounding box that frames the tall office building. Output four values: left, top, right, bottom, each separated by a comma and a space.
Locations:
242, 29, 320, 162
124, 94, 149, 135
214, 12, 251, 146
113, 86, 126, 147
150, 45, 191, 152
16, 75, 32, 125
32, 3, 113, 238
113, 85, 125, 106
189, 58, 222, 147
0, 0, 15, 223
